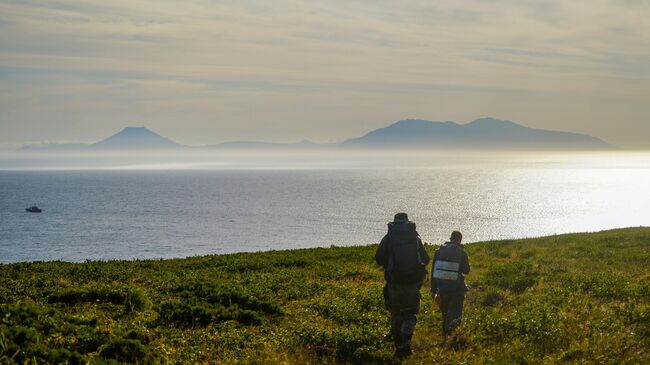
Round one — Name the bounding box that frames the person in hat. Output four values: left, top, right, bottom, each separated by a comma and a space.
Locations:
375, 213, 430, 359
430, 231, 470, 337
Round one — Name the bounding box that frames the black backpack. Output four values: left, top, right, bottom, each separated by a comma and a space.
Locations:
387, 222, 426, 284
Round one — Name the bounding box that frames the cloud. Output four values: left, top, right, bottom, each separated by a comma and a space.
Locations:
0, 0, 649, 147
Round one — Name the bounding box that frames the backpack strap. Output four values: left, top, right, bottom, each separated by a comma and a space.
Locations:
415, 237, 424, 266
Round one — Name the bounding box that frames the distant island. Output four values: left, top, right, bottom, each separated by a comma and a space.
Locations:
21, 127, 183, 151
342, 117, 612, 150
21, 117, 614, 151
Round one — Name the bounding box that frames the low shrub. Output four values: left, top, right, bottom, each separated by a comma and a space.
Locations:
309, 286, 383, 325
99, 338, 159, 364
478, 287, 506, 307
48, 285, 151, 313
616, 303, 650, 342
0, 324, 86, 364
296, 323, 390, 362
484, 262, 538, 293
467, 300, 565, 353
158, 282, 281, 327
560, 271, 637, 299
125, 287, 152, 313
178, 283, 282, 315
159, 300, 263, 326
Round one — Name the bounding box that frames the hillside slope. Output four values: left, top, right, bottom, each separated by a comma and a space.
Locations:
1, 228, 648, 364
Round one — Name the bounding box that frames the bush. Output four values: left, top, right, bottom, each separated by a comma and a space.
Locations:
617, 303, 650, 342
99, 338, 158, 364
296, 324, 390, 362
561, 272, 636, 299
484, 262, 537, 293
0, 324, 86, 364
159, 300, 263, 326
467, 300, 565, 353
158, 282, 282, 327
48, 285, 151, 313
309, 286, 383, 325
478, 287, 506, 307
125, 287, 152, 313
178, 283, 282, 315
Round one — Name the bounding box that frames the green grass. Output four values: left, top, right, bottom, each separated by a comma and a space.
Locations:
1, 227, 649, 364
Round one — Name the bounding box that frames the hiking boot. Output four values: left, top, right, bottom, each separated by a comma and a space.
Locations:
394, 343, 412, 359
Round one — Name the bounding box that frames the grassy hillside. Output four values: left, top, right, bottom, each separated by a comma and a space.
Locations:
1, 228, 648, 364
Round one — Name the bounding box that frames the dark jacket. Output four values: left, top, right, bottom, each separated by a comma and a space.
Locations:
375, 222, 430, 283
430, 242, 470, 294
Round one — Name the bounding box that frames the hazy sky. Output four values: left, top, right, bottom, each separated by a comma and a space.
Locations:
1, 0, 648, 149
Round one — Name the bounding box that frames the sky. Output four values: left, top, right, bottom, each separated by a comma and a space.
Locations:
0, 0, 649, 149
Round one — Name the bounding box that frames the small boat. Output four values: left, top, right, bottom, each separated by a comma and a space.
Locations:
26, 205, 42, 213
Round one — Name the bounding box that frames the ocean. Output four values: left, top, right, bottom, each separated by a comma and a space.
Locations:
1, 151, 649, 262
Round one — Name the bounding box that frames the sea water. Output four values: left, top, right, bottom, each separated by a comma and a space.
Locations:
1, 152, 649, 262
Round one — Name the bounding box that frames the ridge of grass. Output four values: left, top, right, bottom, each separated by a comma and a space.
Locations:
1, 227, 649, 364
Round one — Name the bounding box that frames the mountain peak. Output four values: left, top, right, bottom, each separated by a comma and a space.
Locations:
342, 117, 613, 150
392, 119, 432, 125
465, 117, 519, 128
390, 119, 457, 128
92, 126, 181, 149
115, 126, 158, 135
121, 126, 147, 131
296, 139, 317, 146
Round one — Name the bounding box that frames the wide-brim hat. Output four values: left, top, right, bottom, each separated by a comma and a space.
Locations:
393, 212, 409, 223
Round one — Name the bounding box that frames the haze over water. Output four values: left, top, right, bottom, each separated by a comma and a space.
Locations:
1, 151, 649, 263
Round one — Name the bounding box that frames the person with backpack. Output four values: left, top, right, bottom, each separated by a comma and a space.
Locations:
430, 231, 470, 337
375, 212, 430, 359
